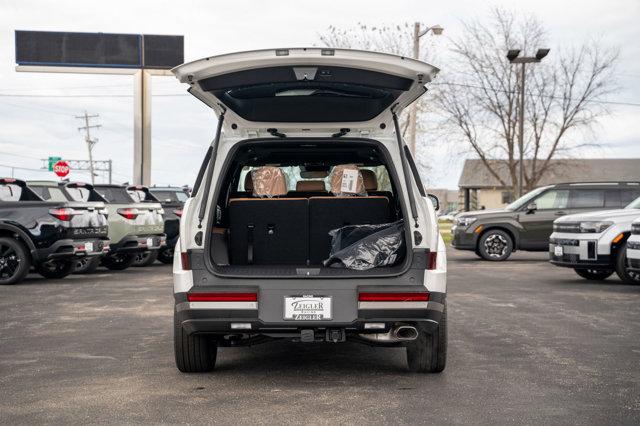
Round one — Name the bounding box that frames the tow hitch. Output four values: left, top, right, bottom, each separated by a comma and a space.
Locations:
298, 329, 346, 343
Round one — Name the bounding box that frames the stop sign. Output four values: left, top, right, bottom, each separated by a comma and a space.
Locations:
53, 160, 70, 177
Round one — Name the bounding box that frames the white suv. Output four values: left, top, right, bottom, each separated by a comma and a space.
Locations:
549, 196, 640, 283
171, 48, 447, 373
626, 218, 640, 276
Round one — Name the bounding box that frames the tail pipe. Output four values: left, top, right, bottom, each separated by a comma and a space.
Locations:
359, 323, 419, 342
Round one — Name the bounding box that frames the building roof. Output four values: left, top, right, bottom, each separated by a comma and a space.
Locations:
458, 159, 640, 189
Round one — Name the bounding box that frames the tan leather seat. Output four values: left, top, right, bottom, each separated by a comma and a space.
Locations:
361, 169, 378, 191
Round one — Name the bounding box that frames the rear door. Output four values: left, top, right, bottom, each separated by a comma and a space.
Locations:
172, 48, 439, 137
518, 189, 570, 249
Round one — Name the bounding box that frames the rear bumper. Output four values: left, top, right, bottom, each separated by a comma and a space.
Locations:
174, 291, 445, 345
108, 234, 166, 253
34, 238, 110, 261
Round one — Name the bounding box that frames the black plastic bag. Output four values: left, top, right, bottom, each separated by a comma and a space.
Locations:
323, 221, 405, 270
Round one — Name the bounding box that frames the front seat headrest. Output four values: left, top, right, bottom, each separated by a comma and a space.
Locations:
251, 167, 287, 197
361, 169, 378, 191
329, 164, 366, 196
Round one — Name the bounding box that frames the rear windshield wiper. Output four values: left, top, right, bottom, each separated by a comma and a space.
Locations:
267, 128, 287, 138
331, 128, 351, 138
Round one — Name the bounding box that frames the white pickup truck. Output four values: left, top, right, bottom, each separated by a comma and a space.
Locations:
549, 196, 640, 283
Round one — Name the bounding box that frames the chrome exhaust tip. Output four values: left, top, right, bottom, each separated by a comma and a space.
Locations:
394, 325, 418, 341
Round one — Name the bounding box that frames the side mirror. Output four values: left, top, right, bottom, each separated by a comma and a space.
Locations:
427, 194, 440, 211
526, 202, 537, 212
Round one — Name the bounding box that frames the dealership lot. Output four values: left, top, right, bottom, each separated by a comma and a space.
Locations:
1, 250, 639, 424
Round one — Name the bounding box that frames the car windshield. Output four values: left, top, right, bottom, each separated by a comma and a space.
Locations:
625, 196, 640, 209
505, 186, 552, 211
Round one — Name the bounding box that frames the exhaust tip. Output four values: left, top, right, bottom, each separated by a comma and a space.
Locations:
394, 325, 418, 341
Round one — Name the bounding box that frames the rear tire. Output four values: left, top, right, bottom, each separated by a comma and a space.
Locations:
36, 259, 74, 279
478, 229, 513, 261
574, 268, 614, 281
174, 309, 217, 372
102, 253, 136, 271
615, 242, 640, 284
406, 304, 447, 373
158, 246, 174, 264
74, 256, 101, 274
0, 237, 30, 285
133, 250, 158, 267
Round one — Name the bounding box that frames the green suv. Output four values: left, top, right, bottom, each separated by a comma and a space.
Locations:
451, 182, 640, 261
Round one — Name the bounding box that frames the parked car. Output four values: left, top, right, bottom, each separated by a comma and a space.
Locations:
0, 178, 108, 284
452, 182, 640, 261
129, 185, 186, 264
626, 218, 640, 276
438, 210, 458, 222
549, 196, 640, 283
66, 183, 166, 271
171, 48, 447, 373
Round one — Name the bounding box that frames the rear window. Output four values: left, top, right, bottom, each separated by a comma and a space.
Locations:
150, 190, 188, 203
94, 187, 134, 203
29, 186, 68, 202
0, 184, 22, 201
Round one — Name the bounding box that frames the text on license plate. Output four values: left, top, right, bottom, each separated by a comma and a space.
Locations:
85, 242, 93, 252
554, 246, 563, 256
284, 296, 332, 321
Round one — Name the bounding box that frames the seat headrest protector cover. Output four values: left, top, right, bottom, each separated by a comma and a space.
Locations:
330, 164, 366, 196
296, 180, 326, 192
361, 169, 378, 191
251, 166, 287, 197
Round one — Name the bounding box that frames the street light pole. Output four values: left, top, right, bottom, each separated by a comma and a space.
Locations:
409, 22, 443, 155
507, 48, 550, 197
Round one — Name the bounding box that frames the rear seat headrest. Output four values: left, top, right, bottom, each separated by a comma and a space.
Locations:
244, 172, 253, 191
296, 180, 326, 192
361, 169, 378, 191
330, 164, 366, 196
251, 166, 287, 197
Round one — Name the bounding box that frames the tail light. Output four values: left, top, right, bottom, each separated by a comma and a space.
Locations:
180, 252, 190, 270
359, 292, 429, 302
427, 251, 437, 270
49, 208, 75, 221
117, 208, 138, 220
174, 209, 183, 217
1, 178, 17, 183
187, 292, 258, 302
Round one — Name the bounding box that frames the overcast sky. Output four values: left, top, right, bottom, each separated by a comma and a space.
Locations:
1, 0, 638, 188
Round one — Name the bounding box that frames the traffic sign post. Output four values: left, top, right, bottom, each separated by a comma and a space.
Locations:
53, 160, 70, 178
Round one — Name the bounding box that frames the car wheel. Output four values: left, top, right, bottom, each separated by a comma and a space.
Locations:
174, 309, 217, 372
36, 259, 74, 279
133, 250, 159, 267
157, 246, 174, 264
406, 304, 447, 373
574, 268, 614, 281
74, 257, 101, 274
478, 230, 513, 261
0, 237, 30, 285
102, 253, 136, 271
615, 242, 640, 284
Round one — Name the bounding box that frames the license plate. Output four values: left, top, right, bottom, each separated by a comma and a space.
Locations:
284, 296, 332, 321
85, 242, 94, 252
146, 237, 154, 248
554, 246, 563, 256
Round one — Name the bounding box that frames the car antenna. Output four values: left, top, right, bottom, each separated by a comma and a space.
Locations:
331, 128, 350, 138
267, 128, 287, 138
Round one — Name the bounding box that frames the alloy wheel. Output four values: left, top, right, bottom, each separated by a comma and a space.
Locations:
0, 243, 20, 281
483, 234, 508, 258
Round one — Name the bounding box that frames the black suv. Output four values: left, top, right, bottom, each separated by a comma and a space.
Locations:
451, 182, 640, 261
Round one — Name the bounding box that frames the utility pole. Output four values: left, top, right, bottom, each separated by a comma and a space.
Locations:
409, 23, 443, 154
76, 111, 101, 184
507, 48, 550, 197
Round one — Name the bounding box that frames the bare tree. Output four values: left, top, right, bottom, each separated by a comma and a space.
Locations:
434, 8, 619, 194
318, 23, 441, 179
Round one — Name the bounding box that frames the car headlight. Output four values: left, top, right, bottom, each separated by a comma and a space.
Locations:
455, 217, 477, 227
632, 223, 640, 235
579, 221, 613, 233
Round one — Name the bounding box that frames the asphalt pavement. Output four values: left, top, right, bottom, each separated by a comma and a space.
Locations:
1, 249, 639, 424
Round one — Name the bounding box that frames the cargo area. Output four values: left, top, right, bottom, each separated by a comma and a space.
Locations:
208, 140, 410, 275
